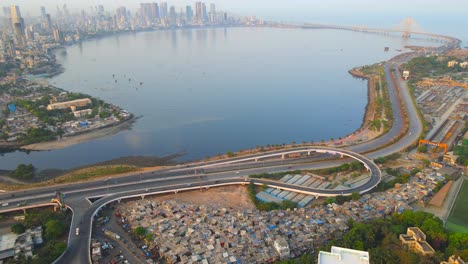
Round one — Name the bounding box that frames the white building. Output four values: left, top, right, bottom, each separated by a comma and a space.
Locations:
274, 238, 290, 260
318, 246, 370, 264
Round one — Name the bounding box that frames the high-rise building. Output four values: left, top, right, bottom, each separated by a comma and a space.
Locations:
140, 3, 153, 24
168, 6, 176, 26
195, 2, 202, 23
186, 6, 193, 23
25, 26, 34, 40
10, 6, 25, 47
40, 6, 47, 19
201, 3, 208, 22
116, 6, 127, 28
151, 3, 160, 20
209, 3, 216, 23
2, 7, 10, 17
159, 2, 168, 18
53, 29, 64, 43
6, 39, 16, 57
98, 5, 104, 15
44, 14, 52, 32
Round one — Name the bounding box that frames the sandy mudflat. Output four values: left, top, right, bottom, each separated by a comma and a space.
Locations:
21, 120, 133, 151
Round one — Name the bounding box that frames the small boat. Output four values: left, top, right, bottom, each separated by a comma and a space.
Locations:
140, 82, 143, 85
129, 78, 131, 81
115, 80, 117, 83
384, 47, 389, 51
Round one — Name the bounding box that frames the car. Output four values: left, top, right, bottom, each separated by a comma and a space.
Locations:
75, 228, 80, 236
287, 166, 292, 169
235, 171, 240, 174
2, 203, 9, 207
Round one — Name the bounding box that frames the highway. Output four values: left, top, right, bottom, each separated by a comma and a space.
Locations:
0, 28, 460, 263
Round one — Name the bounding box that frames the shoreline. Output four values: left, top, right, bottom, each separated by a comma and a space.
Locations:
1, 25, 459, 159
19, 115, 137, 151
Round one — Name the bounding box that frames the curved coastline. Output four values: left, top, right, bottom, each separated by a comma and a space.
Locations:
2, 24, 461, 157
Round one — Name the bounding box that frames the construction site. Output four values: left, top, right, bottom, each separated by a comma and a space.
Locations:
413, 75, 467, 160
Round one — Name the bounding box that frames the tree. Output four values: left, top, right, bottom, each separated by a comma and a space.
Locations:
134, 226, 146, 238
351, 192, 361, 201
10, 223, 25, 234
418, 145, 428, 153
145, 233, 153, 243
52, 242, 67, 257
45, 219, 66, 239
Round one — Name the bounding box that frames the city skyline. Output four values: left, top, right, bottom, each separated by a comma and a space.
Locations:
3, 0, 468, 17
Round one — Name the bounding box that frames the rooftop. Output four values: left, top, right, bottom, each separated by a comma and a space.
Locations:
318, 246, 370, 264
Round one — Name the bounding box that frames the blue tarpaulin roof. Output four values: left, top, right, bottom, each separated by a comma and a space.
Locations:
8, 104, 16, 112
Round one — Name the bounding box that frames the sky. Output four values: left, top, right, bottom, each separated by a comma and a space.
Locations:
2, 0, 468, 42
3, 0, 468, 17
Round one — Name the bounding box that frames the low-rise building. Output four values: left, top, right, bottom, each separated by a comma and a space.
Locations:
47, 98, 91, 110
399, 227, 435, 256
448, 60, 459, 67
73, 109, 92, 118
0, 226, 43, 262
274, 238, 290, 260
318, 246, 370, 264
441, 255, 465, 264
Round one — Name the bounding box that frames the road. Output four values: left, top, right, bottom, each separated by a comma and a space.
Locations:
0, 30, 460, 264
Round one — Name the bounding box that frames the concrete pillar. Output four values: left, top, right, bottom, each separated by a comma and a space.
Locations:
22, 208, 26, 214
281, 154, 285, 159
254, 158, 258, 162
141, 195, 145, 200
307, 151, 311, 156
340, 154, 344, 158
117, 199, 121, 203
174, 190, 178, 194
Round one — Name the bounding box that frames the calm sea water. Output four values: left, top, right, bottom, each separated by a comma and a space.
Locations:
0, 27, 439, 169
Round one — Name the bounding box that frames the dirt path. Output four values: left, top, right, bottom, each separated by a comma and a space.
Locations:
0, 175, 26, 185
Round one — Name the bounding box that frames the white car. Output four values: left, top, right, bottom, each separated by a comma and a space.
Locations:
1, 203, 8, 207
75, 228, 80, 236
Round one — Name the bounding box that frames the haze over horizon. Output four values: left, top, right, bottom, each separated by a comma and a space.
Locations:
3, 0, 468, 42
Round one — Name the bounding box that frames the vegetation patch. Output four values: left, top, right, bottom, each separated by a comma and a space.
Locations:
249, 170, 302, 180
6, 209, 71, 264
316, 210, 468, 263
52, 165, 140, 184
447, 180, 468, 233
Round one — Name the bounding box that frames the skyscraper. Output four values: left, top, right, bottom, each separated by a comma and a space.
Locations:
159, 2, 168, 19
10, 6, 25, 47
201, 3, 208, 23
169, 6, 176, 26
209, 3, 216, 23
140, 3, 153, 24
186, 6, 193, 23
40, 6, 47, 19
45, 14, 52, 32
195, 2, 202, 23
151, 3, 160, 20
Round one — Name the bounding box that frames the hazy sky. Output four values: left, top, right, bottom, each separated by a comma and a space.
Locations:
2, 0, 467, 40
4, 0, 467, 17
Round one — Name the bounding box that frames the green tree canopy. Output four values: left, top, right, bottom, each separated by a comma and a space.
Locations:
10, 223, 26, 234
45, 219, 66, 239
